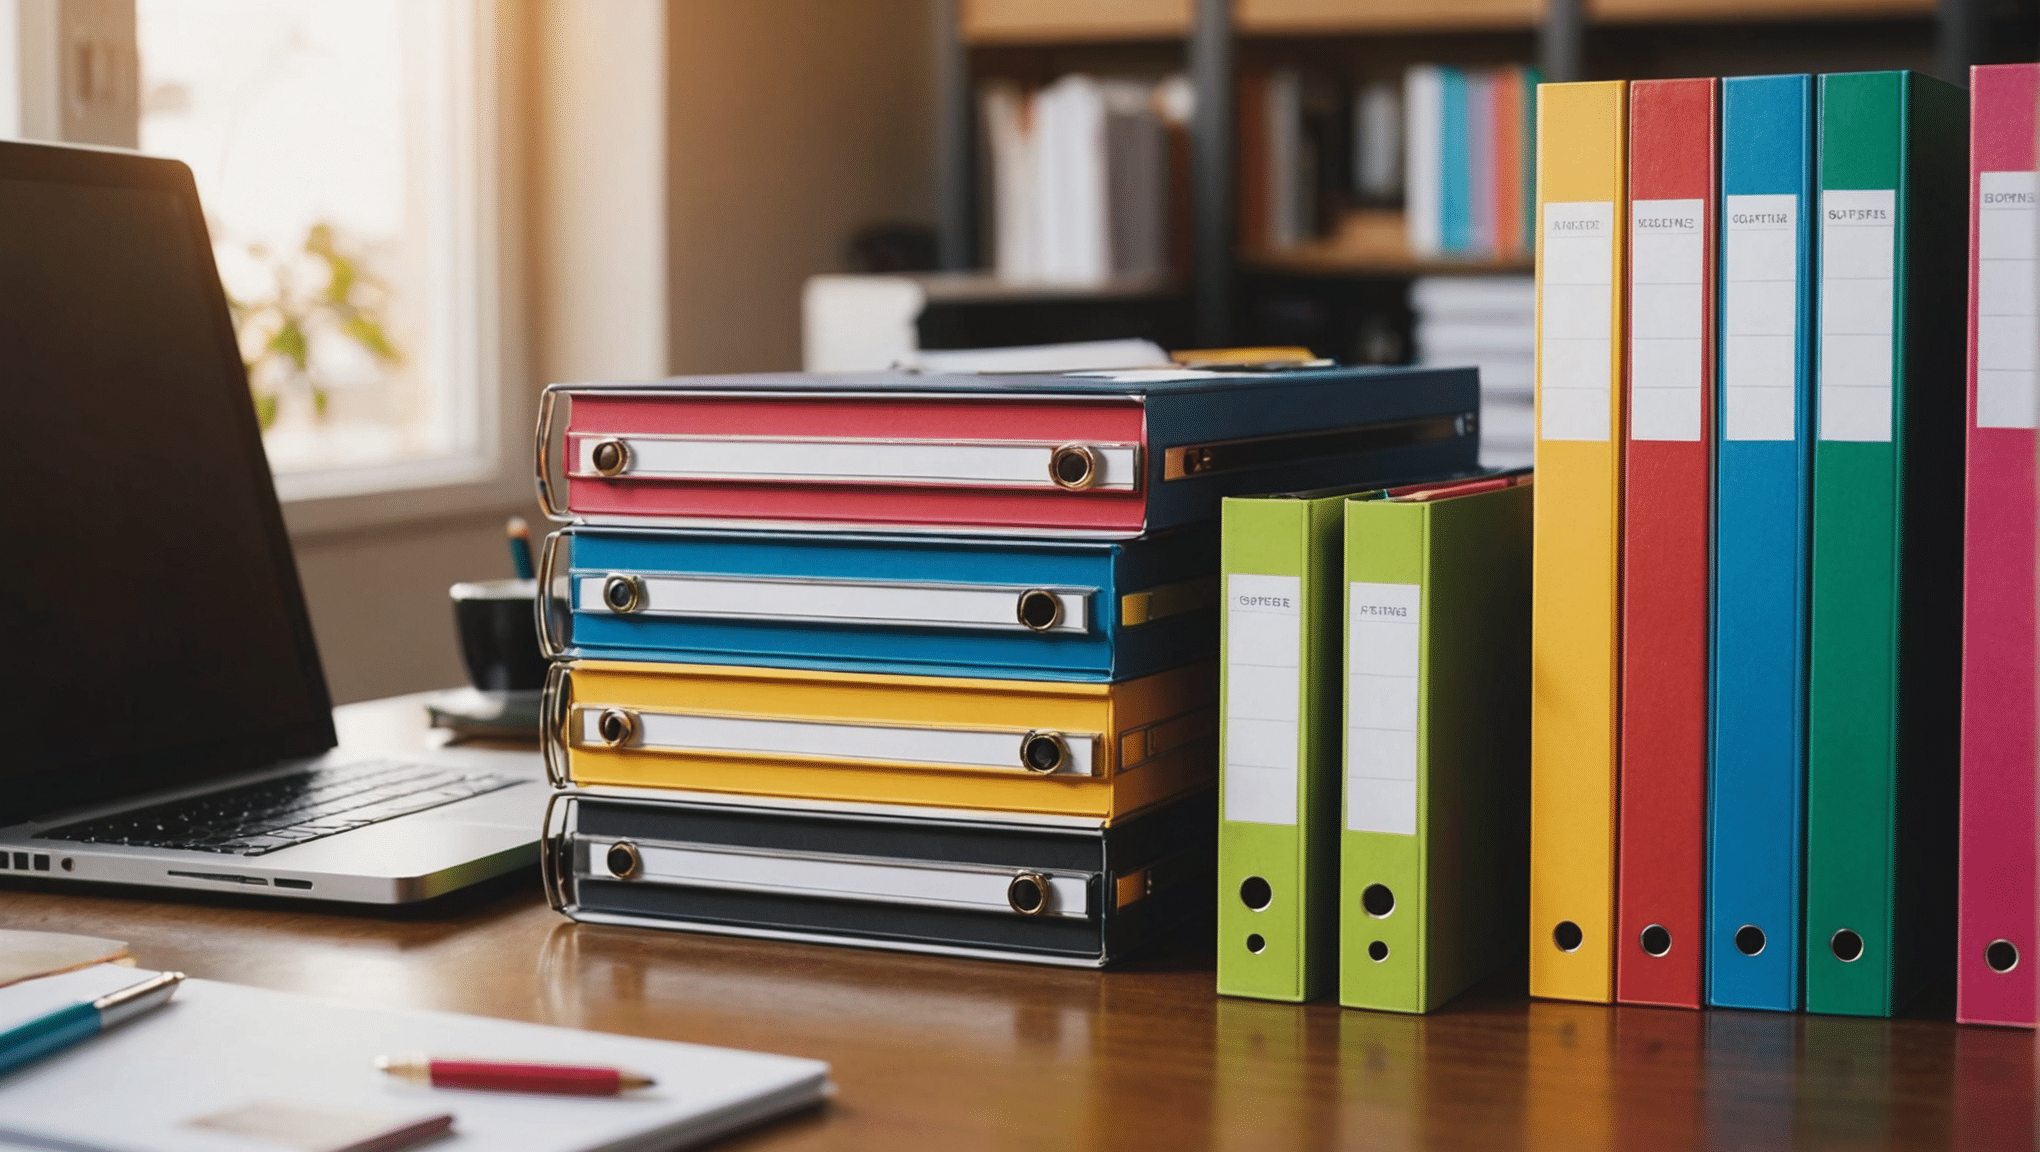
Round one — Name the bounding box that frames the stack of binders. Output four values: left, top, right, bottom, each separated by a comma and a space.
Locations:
532, 367, 1481, 967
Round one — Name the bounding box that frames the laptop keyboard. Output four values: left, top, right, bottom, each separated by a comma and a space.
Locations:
38, 760, 522, 856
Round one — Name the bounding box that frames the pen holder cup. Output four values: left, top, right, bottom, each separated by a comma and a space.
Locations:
451, 578, 550, 692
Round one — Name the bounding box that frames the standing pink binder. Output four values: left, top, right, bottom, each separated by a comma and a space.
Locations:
1958, 62, 2039, 1028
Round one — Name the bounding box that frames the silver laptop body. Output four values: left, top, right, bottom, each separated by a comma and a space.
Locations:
0, 139, 543, 904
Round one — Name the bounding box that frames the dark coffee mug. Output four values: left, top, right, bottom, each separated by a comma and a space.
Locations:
451, 578, 549, 691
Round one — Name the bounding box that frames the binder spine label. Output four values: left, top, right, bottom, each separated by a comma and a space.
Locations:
575, 707, 1102, 776
1224, 574, 1304, 825
1540, 201, 1619, 441
575, 573, 1094, 635
1976, 171, 2039, 429
571, 433, 1143, 492
1347, 582, 1423, 835
1723, 194, 1802, 441
1818, 189, 1898, 442
1629, 199, 1706, 441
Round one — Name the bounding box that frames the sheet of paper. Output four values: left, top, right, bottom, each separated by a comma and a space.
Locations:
0, 966, 829, 1152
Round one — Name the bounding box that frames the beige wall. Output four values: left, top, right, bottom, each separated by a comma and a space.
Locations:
666, 0, 937, 372
299, 1, 938, 705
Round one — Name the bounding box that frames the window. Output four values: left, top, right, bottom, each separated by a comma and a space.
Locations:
136, 0, 514, 509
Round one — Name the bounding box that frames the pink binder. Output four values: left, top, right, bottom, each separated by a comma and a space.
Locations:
1957, 62, 2039, 1028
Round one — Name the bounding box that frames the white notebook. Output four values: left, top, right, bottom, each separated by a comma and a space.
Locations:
0, 965, 830, 1152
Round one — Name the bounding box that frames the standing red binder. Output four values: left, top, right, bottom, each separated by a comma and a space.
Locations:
1616, 77, 1716, 1009
1957, 62, 2039, 1028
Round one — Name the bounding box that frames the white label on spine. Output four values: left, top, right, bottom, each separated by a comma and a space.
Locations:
1819, 189, 1897, 442
584, 709, 1099, 776
1347, 582, 1421, 835
576, 435, 1142, 491
1224, 574, 1302, 826
577, 574, 1092, 634
1538, 200, 1618, 442
1977, 171, 2039, 429
1723, 194, 1801, 440
1629, 199, 1706, 441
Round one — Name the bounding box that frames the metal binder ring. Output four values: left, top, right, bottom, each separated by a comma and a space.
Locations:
605, 841, 643, 880
590, 439, 632, 477
1015, 589, 1062, 632
1008, 872, 1051, 916
1048, 443, 1100, 490
1019, 731, 1069, 774
595, 708, 638, 748
601, 574, 646, 614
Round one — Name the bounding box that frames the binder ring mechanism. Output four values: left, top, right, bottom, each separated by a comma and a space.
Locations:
1015, 589, 1063, 632
605, 840, 643, 880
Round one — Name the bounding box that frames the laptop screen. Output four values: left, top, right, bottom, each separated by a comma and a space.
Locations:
0, 142, 334, 822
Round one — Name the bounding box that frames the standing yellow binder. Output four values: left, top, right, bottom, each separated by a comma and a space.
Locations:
1530, 80, 1627, 1002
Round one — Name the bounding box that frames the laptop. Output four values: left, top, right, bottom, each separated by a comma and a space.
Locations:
0, 140, 545, 903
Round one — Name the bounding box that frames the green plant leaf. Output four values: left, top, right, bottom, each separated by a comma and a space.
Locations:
267, 319, 308, 370
312, 386, 329, 419
343, 315, 402, 364
255, 389, 279, 430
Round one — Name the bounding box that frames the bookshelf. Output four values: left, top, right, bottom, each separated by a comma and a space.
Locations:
935, 0, 1995, 346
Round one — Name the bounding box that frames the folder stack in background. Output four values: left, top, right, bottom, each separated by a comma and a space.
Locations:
534, 366, 1480, 967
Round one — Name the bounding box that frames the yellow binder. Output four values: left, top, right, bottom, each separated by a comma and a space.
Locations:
546, 659, 1216, 821
1530, 80, 1626, 1002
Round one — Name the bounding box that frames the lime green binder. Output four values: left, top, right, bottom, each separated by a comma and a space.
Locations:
1218, 486, 1376, 1001
1340, 476, 1533, 1013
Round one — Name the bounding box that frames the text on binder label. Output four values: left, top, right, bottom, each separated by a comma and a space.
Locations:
1539, 201, 1618, 442
1818, 188, 1897, 442
1224, 574, 1302, 826
1723, 194, 1801, 441
1630, 198, 1706, 442
1978, 171, 2039, 430
1348, 582, 1421, 836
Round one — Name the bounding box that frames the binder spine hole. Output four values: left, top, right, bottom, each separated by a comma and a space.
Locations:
1735, 925, 1767, 957
605, 841, 642, 880
1367, 940, 1389, 963
1050, 443, 1100, 490
601, 574, 645, 613
596, 708, 638, 747
1552, 921, 1584, 953
1829, 929, 1864, 963
1986, 939, 2020, 974
1239, 876, 1273, 911
1007, 872, 1050, 916
1361, 884, 1395, 918
1639, 925, 1672, 958
1016, 589, 1063, 632
591, 439, 631, 477
1020, 732, 1069, 774
1246, 933, 1266, 954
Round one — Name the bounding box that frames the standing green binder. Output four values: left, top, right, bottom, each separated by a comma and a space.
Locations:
1217, 485, 1378, 1001
1805, 70, 1968, 1017
1340, 473, 1533, 1013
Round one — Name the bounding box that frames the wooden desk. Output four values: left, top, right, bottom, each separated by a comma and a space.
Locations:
3, 695, 2031, 1150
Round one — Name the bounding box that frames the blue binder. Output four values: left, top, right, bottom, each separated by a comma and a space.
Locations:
542, 526, 1219, 682
1440, 68, 1470, 255
1707, 74, 1815, 1011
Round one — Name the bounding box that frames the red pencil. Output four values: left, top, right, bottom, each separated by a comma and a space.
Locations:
377, 1056, 655, 1095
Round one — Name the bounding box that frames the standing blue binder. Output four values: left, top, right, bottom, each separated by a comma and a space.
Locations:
542, 526, 1219, 682
1440, 68, 1470, 255
1708, 74, 1816, 1011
